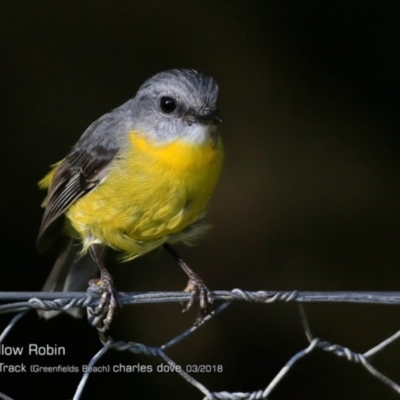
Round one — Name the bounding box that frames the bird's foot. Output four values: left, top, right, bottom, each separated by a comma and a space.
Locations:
183, 271, 213, 326
87, 269, 120, 332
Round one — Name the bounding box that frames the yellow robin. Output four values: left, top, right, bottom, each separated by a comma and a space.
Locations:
37, 69, 224, 330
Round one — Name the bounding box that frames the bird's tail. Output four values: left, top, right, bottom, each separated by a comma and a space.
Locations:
39, 238, 100, 319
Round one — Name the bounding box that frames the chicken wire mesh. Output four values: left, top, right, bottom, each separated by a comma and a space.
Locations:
1, 289, 400, 400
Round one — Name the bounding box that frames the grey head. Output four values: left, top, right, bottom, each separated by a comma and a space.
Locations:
130, 69, 221, 144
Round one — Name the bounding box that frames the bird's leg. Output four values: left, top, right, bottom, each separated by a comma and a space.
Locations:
164, 243, 213, 325
88, 244, 120, 331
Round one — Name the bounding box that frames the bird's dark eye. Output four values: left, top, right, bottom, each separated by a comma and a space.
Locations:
160, 96, 177, 113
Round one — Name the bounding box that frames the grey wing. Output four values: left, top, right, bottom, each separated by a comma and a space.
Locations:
37, 105, 132, 251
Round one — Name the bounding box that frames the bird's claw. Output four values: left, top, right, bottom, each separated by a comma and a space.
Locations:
87, 271, 120, 332
182, 273, 213, 325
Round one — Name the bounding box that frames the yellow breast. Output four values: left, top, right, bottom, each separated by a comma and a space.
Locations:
66, 130, 224, 257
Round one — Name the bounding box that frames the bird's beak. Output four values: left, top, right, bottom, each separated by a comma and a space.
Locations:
196, 110, 222, 125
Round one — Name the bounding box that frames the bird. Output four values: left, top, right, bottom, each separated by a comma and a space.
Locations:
37, 69, 224, 330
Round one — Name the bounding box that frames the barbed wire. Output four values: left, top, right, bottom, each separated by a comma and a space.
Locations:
1, 289, 400, 400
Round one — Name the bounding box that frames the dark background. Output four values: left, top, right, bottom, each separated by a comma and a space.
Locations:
1, 1, 400, 399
